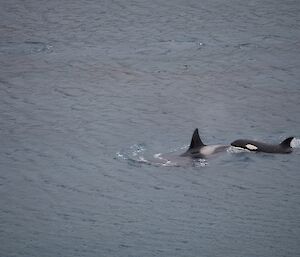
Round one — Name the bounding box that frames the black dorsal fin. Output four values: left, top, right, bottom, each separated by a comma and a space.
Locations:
189, 128, 206, 149
280, 137, 294, 148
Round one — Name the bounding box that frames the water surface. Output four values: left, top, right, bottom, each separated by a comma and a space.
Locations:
1, 0, 300, 256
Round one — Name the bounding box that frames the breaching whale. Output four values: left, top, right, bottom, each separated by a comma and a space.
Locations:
231, 137, 294, 154
181, 128, 228, 158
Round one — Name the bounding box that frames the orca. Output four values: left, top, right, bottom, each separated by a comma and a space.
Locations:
181, 128, 228, 158
231, 137, 294, 154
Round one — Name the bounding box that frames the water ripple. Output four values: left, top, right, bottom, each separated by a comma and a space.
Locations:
0, 41, 53, 55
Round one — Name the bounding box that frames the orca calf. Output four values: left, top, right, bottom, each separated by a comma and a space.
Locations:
231, 137, 294, 154
181, 128, 228, 158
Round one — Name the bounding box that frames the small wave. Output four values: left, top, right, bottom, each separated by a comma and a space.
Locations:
194, 159, 208, 167
291, 138, 300, 148
130, 144, 146, 155
116, 145, 146, 162
152, 153, 180, 167
115, 144, 151, 166
0, 41, 53, 55
115, 151, 150, 167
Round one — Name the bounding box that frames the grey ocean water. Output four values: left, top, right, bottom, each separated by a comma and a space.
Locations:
1, 0, 300, 256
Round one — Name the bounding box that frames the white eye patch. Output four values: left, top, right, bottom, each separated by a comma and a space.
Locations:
246, 144, 258, 150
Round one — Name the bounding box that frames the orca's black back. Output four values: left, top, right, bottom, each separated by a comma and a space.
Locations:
231, 139, 292, 154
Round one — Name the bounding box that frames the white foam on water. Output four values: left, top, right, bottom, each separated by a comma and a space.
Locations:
291, 138, 300, 148
162, 160, 178, 167
118, 144, 211, 168
116, 151, 125, 159
154, 153, 164, 159
194, 159, 208, 167
138, 156, 149, 163
153, 153, 179, 167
